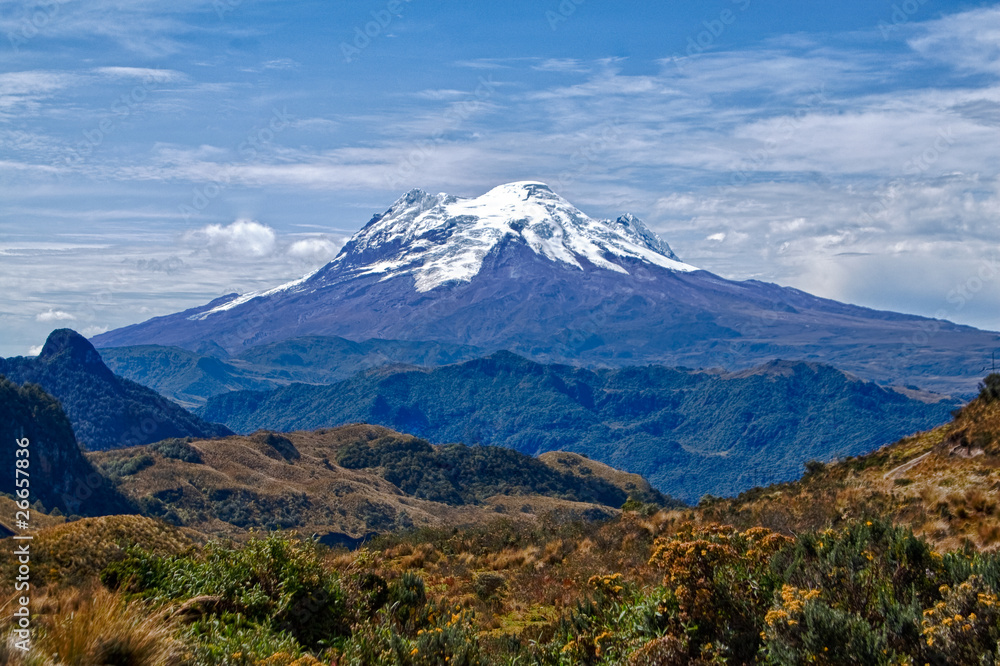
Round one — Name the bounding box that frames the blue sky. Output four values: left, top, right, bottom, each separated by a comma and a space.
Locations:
2, 0, 999, 356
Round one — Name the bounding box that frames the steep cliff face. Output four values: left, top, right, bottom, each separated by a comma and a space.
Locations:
0, 329, 231, 450
0, 377, 132, 516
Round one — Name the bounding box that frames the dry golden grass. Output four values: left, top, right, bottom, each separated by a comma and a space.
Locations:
0, 515, 192, 588
537, 451, 657, 498
0, 496, 66, 533
1, 586, 180, 665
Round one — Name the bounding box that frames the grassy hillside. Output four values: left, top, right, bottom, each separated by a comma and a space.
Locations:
2, 382, 1000, 664
87, 425, 667, 540
701, 374, 1000, 551
5, 501, 1000, 663
199, 352, 958, 501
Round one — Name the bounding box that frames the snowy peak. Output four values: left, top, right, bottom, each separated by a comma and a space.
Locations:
331, 181, 696, 292
189, 182, 696, 322
612, 214, 681, 261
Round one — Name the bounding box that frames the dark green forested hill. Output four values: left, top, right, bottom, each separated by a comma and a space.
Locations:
1, 329, 231, 450
0, 377, 132, 516
200, 353, 959, 502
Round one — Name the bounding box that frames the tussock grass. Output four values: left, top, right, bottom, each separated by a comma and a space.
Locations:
1, 586, 179, 665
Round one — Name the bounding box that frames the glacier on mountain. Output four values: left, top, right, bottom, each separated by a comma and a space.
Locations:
336, 181, 697, 292
192, 181, 696, 320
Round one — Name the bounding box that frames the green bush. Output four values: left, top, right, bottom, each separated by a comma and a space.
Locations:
979, 373, 1000, 403
102, 533, 348, 654
149, 438, 203, 463
102, 452, 155, 477
337, 435, 627, 507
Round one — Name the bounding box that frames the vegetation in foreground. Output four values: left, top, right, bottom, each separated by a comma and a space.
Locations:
4, 513, 1000, 665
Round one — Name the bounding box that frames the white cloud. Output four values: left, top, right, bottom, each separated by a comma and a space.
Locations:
262, 58, 300, 70
287, 237, 342, 263
0, 70, 74, 117
184, 219, 277, 258
707, 232, 726, 242
532, 58, 590, 73
81, 325, 109, 336
93, 67, 184, 82
36, 309, 75, 322
909, 7, 1000, 74
27, 345, 42, 356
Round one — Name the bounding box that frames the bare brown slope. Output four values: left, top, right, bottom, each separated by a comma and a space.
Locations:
537, 451, 669, 506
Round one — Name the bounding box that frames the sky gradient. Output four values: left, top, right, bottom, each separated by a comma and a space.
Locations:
2, 0, 999, 357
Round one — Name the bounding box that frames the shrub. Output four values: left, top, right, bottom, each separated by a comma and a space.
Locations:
101, 452, 155, 478
920, 576, 1000, 664
102, 533, 348, 653
647, 524, 791, 662
473, 572, 507, 604
979, 373, 1000, 403
149, 438, 203, 463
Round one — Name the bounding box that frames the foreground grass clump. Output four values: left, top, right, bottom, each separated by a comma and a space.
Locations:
0, 586, 180, 665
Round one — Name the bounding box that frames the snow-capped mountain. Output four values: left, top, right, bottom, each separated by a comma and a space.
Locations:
331, 181, 693, 291
93, 182, 999, 395
192, 181, 693, 321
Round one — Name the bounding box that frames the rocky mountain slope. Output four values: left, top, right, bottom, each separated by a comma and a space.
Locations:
0, 377, 132, 516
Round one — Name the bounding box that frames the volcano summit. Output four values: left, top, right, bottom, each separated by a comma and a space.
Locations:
93, 182, 998, 395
